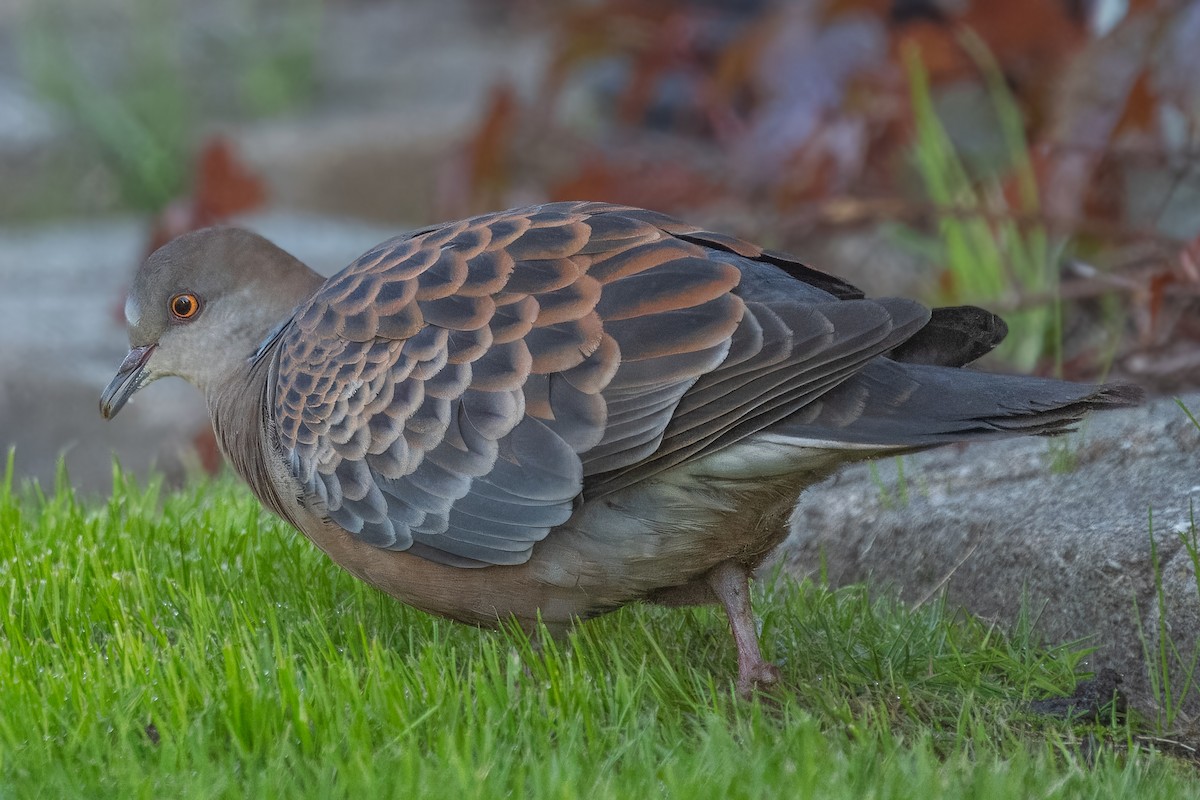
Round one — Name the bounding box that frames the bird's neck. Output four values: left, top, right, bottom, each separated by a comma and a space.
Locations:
187, 263, 325, 404
204, 264, 323, 502
208, 350, 297, 523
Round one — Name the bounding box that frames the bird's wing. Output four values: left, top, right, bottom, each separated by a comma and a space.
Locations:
271, 202, 926, 566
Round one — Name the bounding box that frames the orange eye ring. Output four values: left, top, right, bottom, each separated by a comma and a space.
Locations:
170, 293, 200, 320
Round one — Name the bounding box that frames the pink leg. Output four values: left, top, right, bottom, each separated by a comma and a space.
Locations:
706, 561, 780, 698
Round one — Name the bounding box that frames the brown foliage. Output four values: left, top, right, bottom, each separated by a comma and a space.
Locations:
143, 136, 267, 257
444, 0, 1200, 390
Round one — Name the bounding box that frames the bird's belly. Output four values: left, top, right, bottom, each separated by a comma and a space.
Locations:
289, 441, 855, 633
523, 444, 853, 619
527, 479, 802, 620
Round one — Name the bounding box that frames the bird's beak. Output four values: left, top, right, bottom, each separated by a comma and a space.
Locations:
100, 344, 156, 419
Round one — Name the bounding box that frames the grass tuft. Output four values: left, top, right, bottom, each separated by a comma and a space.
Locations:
1137, 502, 1200, 734
903, 37, 1063, 374
17, 0, 320, 214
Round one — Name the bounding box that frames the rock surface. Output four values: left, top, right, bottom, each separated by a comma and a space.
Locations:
779, 390, 1200, 718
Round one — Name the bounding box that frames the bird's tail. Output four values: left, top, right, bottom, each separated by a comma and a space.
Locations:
772, 360, 1144, 448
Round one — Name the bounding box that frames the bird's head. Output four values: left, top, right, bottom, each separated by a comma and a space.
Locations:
100, 227, 321, 419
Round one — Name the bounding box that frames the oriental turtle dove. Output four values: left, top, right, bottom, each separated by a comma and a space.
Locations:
101, 201, 1141, 696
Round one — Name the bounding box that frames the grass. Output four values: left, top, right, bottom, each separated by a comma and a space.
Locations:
17, 0, 320, 215
1139, 503, 1200, 732
1137, 399, 1200, 732
902, 37, 1064, 375
901, 37, 1130, 477
868, 456, 916, 509
1, 456, 1198, 797
1178, 398, 1200, 432
20, 0, 191, 212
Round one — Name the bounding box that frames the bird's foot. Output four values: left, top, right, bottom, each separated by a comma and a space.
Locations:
706, 561, 783, 700
736, 659, 781, 700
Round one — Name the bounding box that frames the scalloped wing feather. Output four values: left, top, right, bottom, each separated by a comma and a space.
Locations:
271, 202, 920, 566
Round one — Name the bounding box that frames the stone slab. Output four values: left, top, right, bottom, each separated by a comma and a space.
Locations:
779, 391, 1200, 716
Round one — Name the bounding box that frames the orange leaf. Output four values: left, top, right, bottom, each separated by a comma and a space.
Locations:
960, 0, 1086, 75
1145, 270, 1176, 340
891, 21, 969, 82
465, 83, 519, 197
142, 135, 267, 259
1113, 68, 1158, 136
193, 136, 268, 224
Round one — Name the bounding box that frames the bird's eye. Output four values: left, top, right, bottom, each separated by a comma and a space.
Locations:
170, 293, 200, 320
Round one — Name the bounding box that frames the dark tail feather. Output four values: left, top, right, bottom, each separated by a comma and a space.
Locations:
968, 381, 1142, 437
886, 305, 1008, 367
775, 361, 1144, 448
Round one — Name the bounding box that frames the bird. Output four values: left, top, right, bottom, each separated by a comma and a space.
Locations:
100, 201, 1142, 696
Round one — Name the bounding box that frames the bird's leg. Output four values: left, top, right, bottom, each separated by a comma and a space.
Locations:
706, 561, 780, 698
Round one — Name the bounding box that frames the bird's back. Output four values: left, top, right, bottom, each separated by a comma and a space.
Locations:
247, 201, 1138, 585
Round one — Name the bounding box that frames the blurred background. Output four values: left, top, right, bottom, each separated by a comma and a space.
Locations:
1, 0, 1198, 493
